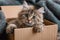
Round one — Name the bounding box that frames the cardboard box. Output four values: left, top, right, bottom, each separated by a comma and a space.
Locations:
7, 19, 58, 40
14, 19, 58, 40
1, 6, 58, 40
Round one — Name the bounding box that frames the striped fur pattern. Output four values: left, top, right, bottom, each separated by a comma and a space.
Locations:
6, 1, 44, 34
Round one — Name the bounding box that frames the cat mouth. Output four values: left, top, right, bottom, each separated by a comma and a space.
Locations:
24, 23, 34, 27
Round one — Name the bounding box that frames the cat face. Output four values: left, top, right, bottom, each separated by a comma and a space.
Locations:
18, 10, 35, 26
18, 7, 44, 27
17, 1, 44, 27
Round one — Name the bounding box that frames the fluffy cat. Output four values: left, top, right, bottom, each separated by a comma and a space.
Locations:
6, 1, 44, 34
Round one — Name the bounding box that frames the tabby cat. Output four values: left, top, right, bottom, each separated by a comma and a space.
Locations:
6, 1, 44, 34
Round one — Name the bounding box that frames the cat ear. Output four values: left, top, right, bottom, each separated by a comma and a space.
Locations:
37, 7, 45, 13
23, 1, 29, 10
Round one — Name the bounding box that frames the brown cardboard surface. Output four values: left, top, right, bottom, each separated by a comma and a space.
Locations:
1, 6, 58, 40
7, 19, 58, 40
1, 5, 34, 19
14, 22, 57, 40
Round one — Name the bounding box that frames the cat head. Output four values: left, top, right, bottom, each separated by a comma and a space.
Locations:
18, 1, 44, 27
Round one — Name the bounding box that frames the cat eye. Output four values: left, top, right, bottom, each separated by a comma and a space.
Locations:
22, 14, 28, 17
22, 15, 26, 17
25, 14, 28, 17
33, 16, 35, 18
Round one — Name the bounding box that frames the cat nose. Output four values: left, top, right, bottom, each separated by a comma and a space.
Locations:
28, 18, 32, 23
28, 19, 30, 21
28, 20, 32, 23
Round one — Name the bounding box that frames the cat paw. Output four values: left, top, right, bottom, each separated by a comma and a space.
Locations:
33, 26, 43, 33
6, 24, 17, 34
